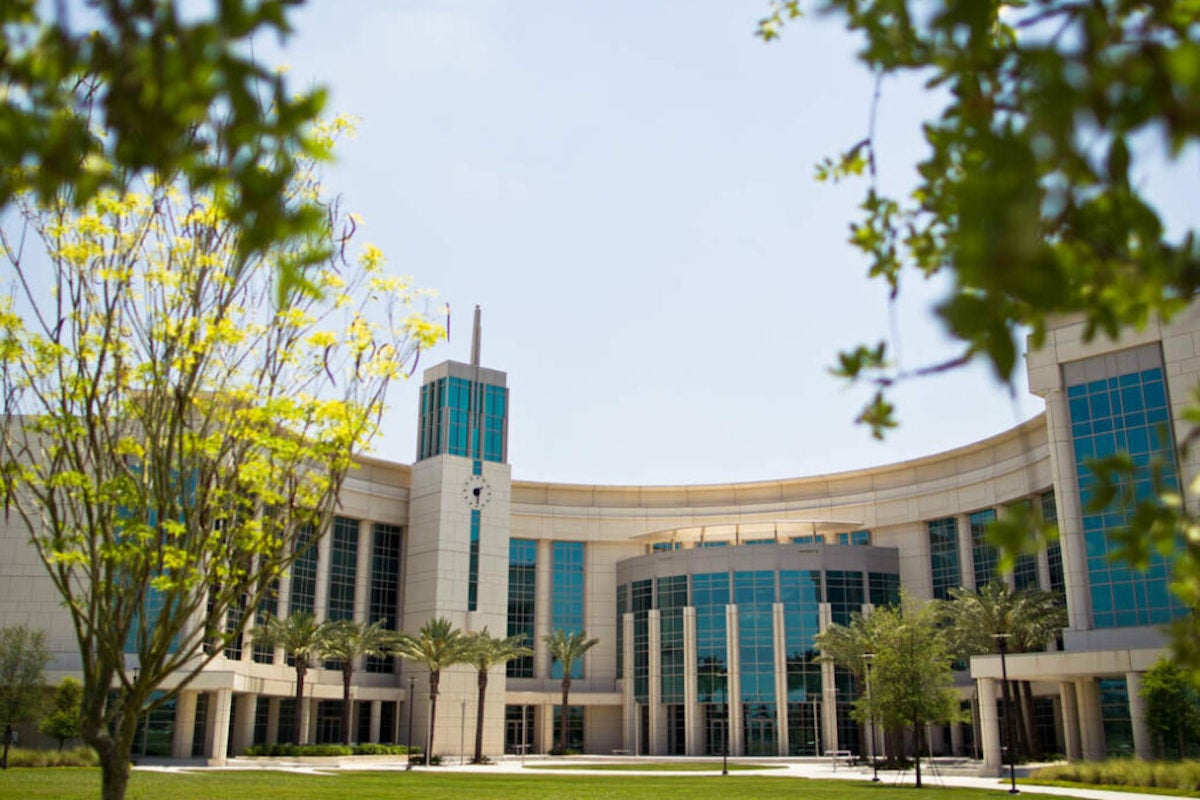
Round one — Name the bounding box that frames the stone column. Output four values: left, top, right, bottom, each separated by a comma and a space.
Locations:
354, 518, 373, 622
534, 540, 553, 677
647, 609, 662, 755
621, 611, 635, 752
206, 689, 233, 765
978, 678, 1002, 776
949, 717, 964, 756
725, 604, 742, 756
232, 693, 257, 754
956, 514, 974, 590
370, 700, 383, 744
313, 523, 334, 621
773, 603, 789, 756
682, 607, 700, 756
1075, 678, 1105, 761
266, 697, 281, 746
1059, 681, 1081, 761
172, 691, 198, 759
1126, 672, 1153, 760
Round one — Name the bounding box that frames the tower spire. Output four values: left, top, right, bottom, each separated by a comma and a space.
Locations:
470, 305, 482, 367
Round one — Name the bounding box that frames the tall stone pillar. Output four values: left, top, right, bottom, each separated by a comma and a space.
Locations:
172, 690, 198, 759
725, 604, 743, 756
1059, 681, 1082, 761
682, 607, 700, 756
1075, 679, 1105, 761
232, 693, 257, 754
370, 700, 382, 744
978, 677, 1002, 776
1126, 672, 1152, 760
206, 689, 233, 765
647, 609, 663, 755
266, 697, 280, 746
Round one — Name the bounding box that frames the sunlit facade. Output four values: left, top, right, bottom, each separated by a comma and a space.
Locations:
2, 307, 1197, 772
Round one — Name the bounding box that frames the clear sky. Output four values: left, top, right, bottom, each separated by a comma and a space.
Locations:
257, 1, 1190, 486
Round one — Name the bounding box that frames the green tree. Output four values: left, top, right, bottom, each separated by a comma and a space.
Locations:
0, 139, 441, 800
464, 629, 531, 763
759, 1, 1200, 664
318, 619, 400, 746
393, 617, 472, 763
38, 676, 83, 751
1141, 657, 1200, 759
544, 629, 599, 754
945, 581, 1067, 758
0, 0, 328, 298
251, 612, 327, 746
817, 601, 960, 788
0, 625, 50, 770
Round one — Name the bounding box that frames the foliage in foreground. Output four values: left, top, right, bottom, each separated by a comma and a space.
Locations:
1, 747, 98, 768
1031, 758, 1200, 793
758, 0, 1200, 669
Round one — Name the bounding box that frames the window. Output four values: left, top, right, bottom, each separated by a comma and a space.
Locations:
551, 705, 584, 752
868, 572, 900, 606
658, 576, 687, 703
825, 570, 864, 625
837, 530, 870, 546
417, 376, 507, 462
507, 539, 537, 678
367, 523, 402, 673
631, 579, 652, 702
1066, 363, 1187, 627
327, 516, 358, 621
928, 518, 960, 601
694, 572, 730, 705
289, 525, 317, 615
551, 541, 585, 679
970, 509, 998, 587
1042, 490, 1065, 593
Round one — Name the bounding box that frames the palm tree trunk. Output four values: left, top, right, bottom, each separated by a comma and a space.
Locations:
428, 669, 440, 762
559, 676, 571, 753
474, 669, 487, 763
342, 663, 354, 746
294, 664, 307, 745
1019, 681, 1039, 758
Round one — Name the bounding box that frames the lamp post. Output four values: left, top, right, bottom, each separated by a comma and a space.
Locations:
993, 633, 1019, 795
721, 670, 729, 776
406, 675, 416, 770
863, 653, 879, 782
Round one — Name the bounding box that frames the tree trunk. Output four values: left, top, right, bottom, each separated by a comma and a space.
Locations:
89, 701, 140, 800
428, 669, 440, 763
913, 722, 923, 788
473, 669, 487, 763
2, 723, 11, 769
294, 664, 307, 745
342, 663, 354, 746
559, 676, 571, 753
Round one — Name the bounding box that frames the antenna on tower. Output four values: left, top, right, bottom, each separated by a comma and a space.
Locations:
470, 305, 482, 367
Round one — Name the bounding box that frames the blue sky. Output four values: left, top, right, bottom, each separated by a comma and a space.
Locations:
259, 1, 1189, 486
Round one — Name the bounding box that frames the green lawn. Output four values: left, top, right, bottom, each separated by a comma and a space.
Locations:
0, 769, 1041, 800
529, 761, 779, 772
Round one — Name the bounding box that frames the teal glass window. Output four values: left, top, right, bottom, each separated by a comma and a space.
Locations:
507, 538, 537, 678
630, 579, 652, 701
825, 570, 864, 625
551, 541, 585, 679
928, 517, 959, 600
693, 572, 730, 704
657, 576, 687, 703
1067, 366, 1187, 627
970, 509, 998, 587
367, 523, 402, 673
252, 579, 279, 664
837, 530, 870, 546
781, 569, 822, 755
735, 571, 776, 706
1042, 490, 1065, 593
417, 376, 507, 463
289, 525, 317, 615
327, 516, 358, 621
468, 508, 480, 612
615, 583, 628, 679
868, 572, 900, 606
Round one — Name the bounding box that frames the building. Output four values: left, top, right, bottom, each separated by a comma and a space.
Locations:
2, 306, 1197, 771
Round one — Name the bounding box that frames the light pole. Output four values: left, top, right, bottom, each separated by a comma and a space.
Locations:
863, 653, 879, 782
721, 672, 729, 776
993, 633, 1019, 795
406, 675, 416, 770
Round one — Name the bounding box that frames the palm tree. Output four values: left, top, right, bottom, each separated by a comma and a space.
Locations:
544, 629, 598, 753
464, 629, 531, 763
319, 619, 400, 745
250, 612, 326, 744
393, 617, 471, 762
945, 581, 1067, 758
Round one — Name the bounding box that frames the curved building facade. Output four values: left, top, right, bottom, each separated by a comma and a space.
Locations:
2, 307, 1197, 771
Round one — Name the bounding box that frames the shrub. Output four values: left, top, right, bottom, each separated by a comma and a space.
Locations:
241, 743, 415, 758
1031, 759, 1200, 792
4, 746, 98, 767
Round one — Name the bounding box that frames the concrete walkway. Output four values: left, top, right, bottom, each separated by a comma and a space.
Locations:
133, 755, 1182, 800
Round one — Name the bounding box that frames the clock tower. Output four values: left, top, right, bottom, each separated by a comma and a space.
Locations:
404, 306, 511, 756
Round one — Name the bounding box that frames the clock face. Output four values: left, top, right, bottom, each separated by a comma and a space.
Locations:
462, 474, 493, 509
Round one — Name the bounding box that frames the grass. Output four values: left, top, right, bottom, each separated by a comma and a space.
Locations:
0, 769, 1041, 800
528, 761, 779, 772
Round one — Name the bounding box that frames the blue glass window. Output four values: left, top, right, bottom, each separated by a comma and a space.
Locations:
970, 509, 998, 587
928, 518, 959, 600
327, 516, 358, 621
552, 541, 586, 679
367, 523, 402, 672
507, 538, 537, 678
